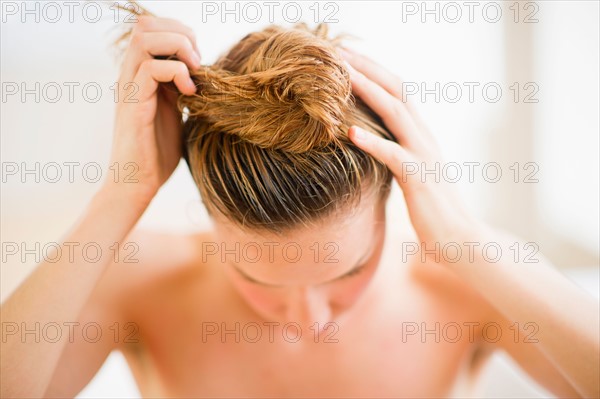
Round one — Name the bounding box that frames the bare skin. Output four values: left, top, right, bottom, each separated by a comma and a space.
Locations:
1, 15, 598, 399
41, 224, 582, 398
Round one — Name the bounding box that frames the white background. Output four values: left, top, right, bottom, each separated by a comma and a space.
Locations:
1, 1, 599, 397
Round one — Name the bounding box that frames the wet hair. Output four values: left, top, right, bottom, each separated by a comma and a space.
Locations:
117, 4, 394, 234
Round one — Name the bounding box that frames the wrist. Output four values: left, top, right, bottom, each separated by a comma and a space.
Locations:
95, 180, 155, 216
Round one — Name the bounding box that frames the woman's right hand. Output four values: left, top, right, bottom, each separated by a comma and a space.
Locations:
105, 15, 201, 207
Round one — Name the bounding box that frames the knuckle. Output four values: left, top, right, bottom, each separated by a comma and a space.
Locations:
136, 15, 152, 30
389, 144, 404, 166
391, 100, 405, 119
138, 59, 154, 72
177, 35, 194, 53
184, 42, 196, 58
185, 26, 197, 42
130, 30, 144, 47
386, 103, 408, 127
174, 61, 188, 75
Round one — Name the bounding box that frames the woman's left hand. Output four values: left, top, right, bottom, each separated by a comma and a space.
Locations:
342, 49, 600, 398
342, 48, 488, 261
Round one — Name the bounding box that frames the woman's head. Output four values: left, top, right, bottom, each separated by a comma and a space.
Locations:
117, 9, 395, 325
180, 23, 394, 233
179, 24, 392, 326
178, 23, 395, 324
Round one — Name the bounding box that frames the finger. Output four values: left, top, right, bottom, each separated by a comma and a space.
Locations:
346, 63, 426, 152
341, 48, 422, 119
134, 59, 197, 102
341, 48, 433, 143
348, 125, 415, 189
120, 15, 200, 82
121, 31, 200, 84
134, 32, 201, 74
135, 15, 200, 56
340, 48, 406, 101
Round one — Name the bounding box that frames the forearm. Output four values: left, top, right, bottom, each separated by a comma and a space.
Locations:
0, 185, 148, 398
450, 227, 600, 398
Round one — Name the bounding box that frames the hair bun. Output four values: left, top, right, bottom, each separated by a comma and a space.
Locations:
181, 25, 352, 153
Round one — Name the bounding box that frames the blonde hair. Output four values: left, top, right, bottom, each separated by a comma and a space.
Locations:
118, 5, 394, 233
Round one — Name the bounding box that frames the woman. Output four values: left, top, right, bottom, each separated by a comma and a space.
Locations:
1, 8, 598, 399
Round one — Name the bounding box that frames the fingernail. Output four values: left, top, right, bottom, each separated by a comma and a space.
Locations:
353, 126, 368, 141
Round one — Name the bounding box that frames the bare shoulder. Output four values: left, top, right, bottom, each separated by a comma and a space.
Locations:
387, 233, 505, 380
388, 232, 495, 338
391, 233, 571, 393
409, 260, 490, 311
386, 231, 490, 313
96, 228, 215, 304
77, 227, 216, 340
84, 228, 218, 355
45, 229, 214, 397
